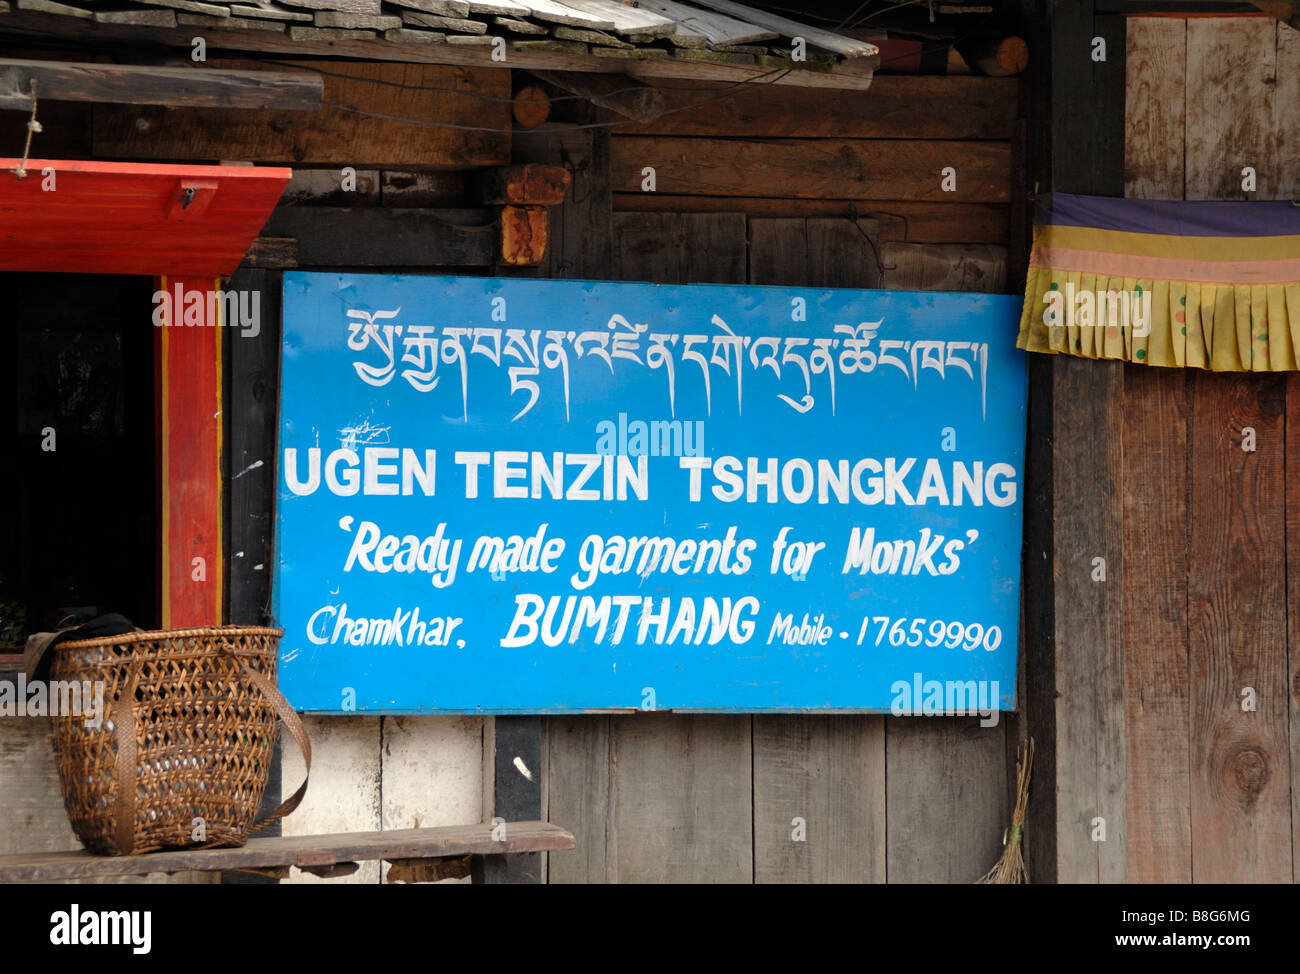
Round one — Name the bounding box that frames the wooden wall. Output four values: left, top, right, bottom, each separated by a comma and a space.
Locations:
1042, 13, 1299, 884
545, 73, 1020, 884
0, 60, 1024, 884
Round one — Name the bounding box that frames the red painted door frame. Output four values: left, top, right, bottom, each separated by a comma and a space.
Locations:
2, 159, 289, 629
155, 277, 225, 628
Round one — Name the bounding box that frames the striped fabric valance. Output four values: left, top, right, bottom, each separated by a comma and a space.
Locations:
1016, 193, 1300, 370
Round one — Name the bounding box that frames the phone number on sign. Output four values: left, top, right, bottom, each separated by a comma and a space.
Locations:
856, 616, 1003, 651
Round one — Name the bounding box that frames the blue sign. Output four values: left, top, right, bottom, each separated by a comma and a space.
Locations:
274, 272, 1027, 714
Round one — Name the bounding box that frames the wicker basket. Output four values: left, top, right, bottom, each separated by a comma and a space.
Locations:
46, 626, 311, 856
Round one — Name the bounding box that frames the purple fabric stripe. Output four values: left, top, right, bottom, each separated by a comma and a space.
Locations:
1037, 192, 1300, 238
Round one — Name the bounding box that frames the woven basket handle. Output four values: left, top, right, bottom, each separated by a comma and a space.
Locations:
230, 656, 313, 837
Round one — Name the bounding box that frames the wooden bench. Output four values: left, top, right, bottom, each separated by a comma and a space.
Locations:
0, 822, 574, 883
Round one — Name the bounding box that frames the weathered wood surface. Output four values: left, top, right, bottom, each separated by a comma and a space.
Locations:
260, 207, 496, 266
1052, 356, 1127, 884
610, 714, 753, 883
1269, 21, 1300, 198
282, 168, 381, 206
1187, 375, 1290, 882
749, 218, 883, 289
1048, 4, 1127, 885
94, 61, 510, 168
0, 822, 574, 882
1124, 17, 1186, 201
0, 58, 322, 110
612, 137, 1011, 202
752, 716, 885, 883
242, 237, 298, 268
619, 76, 1017, 140
613, 211, 747, 284
1182, 16, 1293, 883
616, 196, 1010, 245
1120, 368, 1192, 883
686, 0, 878, 58
885, 718, 1008, 883
1120, 16, 1192, 885
1185, 17, 1276, 200
880, 242, 1005, 292
0, 8, 879, 90
381, 169, 468, 206
1286, 374, 1300, 882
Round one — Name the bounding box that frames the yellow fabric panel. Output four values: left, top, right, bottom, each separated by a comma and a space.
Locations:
1016, 272, 1300, 372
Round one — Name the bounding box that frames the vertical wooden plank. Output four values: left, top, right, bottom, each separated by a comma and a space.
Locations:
221, 267, 282, 884
885, 718, 1009, 883
752, 717, 884, 884
1125, 17, 1186, 200
1049, 4, 1128, 885
1269, 21, 1300, 200
609, 713, 752, 883
481, 715, 543, 883
546, 716, 612, 884
1286, 374, 1300, 883
1184, 13, 1293, 885
1053, 358, 1127, 884
1188, 374, 1290, 882
227, 268, 280, 629
1120, 16, 1193, 885
1016, 0, 1056, 884
746, 214, 887, 883
1120, 369, 1192, 883
157, 276, 224, 628
1185, 18, 1276, 201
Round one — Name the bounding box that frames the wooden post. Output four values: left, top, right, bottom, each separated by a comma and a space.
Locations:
1045, 2, 1128, 884
155, 276, 224, 629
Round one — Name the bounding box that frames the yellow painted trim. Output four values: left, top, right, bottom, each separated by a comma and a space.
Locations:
159, 274, 171, 630
214, 277, 225, 625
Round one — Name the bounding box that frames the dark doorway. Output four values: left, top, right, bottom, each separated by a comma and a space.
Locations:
0, 272, 158, 652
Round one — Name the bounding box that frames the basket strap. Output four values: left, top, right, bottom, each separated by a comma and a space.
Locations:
112, 665, 142, 856
229, 658, 313, 836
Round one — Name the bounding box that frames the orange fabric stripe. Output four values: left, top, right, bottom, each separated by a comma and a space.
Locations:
1030, 244, 1300, 285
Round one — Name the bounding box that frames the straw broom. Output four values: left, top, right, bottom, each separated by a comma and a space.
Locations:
976, 737, 1035, 884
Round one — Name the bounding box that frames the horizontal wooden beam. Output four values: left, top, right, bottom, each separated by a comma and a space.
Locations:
0, 58, 322, 111
0, 823, 576, 882
259, 207, 497, 266
612, 194, 1011, 244
612, 136, 1011, 203
619, 75, 1017, 141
